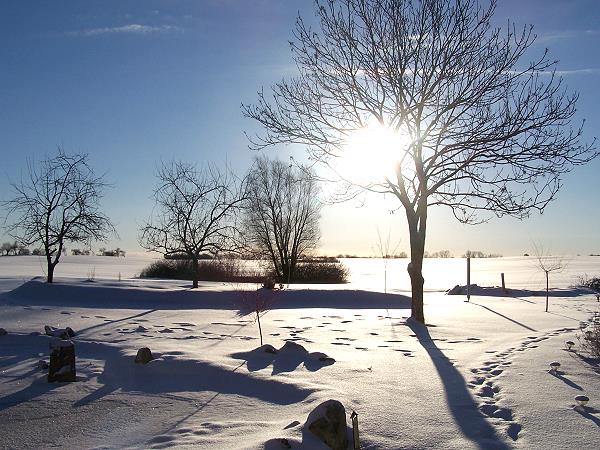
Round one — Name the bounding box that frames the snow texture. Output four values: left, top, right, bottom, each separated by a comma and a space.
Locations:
0, 255, 599, 449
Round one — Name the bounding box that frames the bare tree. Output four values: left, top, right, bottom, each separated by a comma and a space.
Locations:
3, 149, 114, 282
236, 285, 275, 346
533, 243, 565, 312
243, 0, 597, 323
373, 227, 401, 294
139, 161, 246, 289
244, 156, 321, 283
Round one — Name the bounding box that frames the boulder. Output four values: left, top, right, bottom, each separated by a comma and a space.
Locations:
0, 328, 7, 336
135, 347, 154, 364
307, 399, 348, 450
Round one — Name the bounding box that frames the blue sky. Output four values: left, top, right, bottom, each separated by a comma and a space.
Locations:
1, 0, 599, 257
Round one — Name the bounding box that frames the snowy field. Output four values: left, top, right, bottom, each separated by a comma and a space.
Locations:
1, 256, 599, 449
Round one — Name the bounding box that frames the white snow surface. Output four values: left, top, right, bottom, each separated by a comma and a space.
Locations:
0, 256, 599, 449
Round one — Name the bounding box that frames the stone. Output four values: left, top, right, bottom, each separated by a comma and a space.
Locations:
38, 360, 49, 370
48, 339, 76, 382
135, 347, 154, 364
0, 328, 7, 336
44, 325, 76, 339
307, 399, 348, 450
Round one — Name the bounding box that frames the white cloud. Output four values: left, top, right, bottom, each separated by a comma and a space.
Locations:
536, 29, 599, 44
70, 24, 181, 37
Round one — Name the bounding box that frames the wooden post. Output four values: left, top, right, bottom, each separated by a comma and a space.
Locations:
501, 273, 506, 293
466, 257, 471, 302
48, 339, 76, 382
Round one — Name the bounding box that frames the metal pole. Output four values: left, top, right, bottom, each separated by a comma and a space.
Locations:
466, 257, 471, 302
351, 411, 360, 449
501, 272, 505, 293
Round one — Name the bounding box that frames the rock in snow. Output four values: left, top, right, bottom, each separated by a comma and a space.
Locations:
44, 325, 76, 339
306, 399, 349, 450
0, 328, 7, 336
135, 347, 154, 364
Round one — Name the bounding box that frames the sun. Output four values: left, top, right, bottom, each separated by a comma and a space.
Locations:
338, 121, 410, 184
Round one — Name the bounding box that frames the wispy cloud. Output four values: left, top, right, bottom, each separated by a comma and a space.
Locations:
69, 24, 182, 37
552, 68, 600, 76
536, 29, 599, 44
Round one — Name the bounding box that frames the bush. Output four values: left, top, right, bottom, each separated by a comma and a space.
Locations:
579, 275, 600, 291
578, 318, 600, 358
140, 259, 196, 280
288, 262, 349, 284
140, 258, 264, 282
165, 253, 213, 260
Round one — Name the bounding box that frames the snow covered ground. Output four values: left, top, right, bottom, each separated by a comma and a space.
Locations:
0, 256, 599, 449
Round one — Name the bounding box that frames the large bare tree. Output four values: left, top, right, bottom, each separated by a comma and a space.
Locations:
3, 149, 114, 283
244, 156, 321, 282
243, 0, 597, 323
139, 161, 246, 288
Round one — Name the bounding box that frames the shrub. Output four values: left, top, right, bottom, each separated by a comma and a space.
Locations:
165, 253, 213, 260
140, 258, 264, 282
289, 262, 349, 283
140, 259, 196, 280
577, 318, 600, 358
579, 274, 600, 292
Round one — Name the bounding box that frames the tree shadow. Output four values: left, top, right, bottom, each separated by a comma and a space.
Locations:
76, 309, 158, 336
470, 302, 537, 332
574, 406, 600, 427
6, 279, 412, 310
550, 372, 583, 390
407, 319, 511, 449
0, 376, 61, 413
74, 344, 314, 408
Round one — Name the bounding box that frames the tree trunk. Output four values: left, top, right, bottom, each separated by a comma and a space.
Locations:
47, 263, 55, 283
407, 212, 427, 324
46, 254, 55, 283
545, 271, 549, 312
192, 257, 199, 289
256, 310, 263, 346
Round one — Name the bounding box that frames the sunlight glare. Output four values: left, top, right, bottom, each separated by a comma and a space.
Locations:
339, 121, 410, 184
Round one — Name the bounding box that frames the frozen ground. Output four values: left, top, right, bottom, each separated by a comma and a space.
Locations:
0, 256, 599, 449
